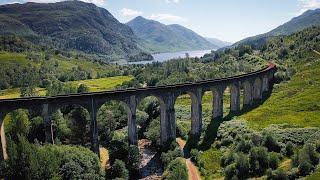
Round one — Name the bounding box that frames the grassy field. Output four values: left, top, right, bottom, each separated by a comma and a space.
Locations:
240, 58, 320, 130
0, 76, 133, 99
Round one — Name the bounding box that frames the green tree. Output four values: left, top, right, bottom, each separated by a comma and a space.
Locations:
162, 158, 188, 180
235, 153, 250, 179
249, 146, 269, 176
77, 84, 89, 93
109, 159, 129, 179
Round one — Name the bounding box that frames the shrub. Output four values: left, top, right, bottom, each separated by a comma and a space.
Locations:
300, 143, 319, 166
190, 149, 199, 163
236, 139, 253, 153
235, 153, 249, 179
127, 145, 140, 172
109, 159, 129, 179
249, 146, 269, 176
161, 147, 183, 168
221, 151, 235, 167
285, 142, 294, 157
144, 118, 160, 146
267, 168, 288, 180
162, 158, 188, 180
268, 152, 280, 170
108, 140, 129, 164
316, 141, 320, 153
263, 133, 281, 152
4, 136, 102, 179
224, 163, 237, 180
299, 160, 313, 176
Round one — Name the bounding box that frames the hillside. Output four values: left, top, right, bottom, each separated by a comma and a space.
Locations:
235, 8, 320, 47
0, 1, 149, 62
205, 37, 232, 48
127, 16, 217, 53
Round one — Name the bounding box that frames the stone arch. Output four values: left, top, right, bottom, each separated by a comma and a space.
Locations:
53, 103, 91, 146
174, 89, 203, 139
136, 94, 171, 146
95, 98, 132, 145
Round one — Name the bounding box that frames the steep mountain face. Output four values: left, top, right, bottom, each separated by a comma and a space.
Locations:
236, 8, 320, 47
205, 37, 232, 48
127, 16, 217, 53
0, 1, 145, 61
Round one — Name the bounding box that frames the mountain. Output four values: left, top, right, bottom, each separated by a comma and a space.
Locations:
205, 37, 232, 48
0, 1, 148, 61
235, 8, 320, 47
127, 16, 218, 53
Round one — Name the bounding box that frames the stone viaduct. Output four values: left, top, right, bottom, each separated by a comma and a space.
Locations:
0, 63, 277, 157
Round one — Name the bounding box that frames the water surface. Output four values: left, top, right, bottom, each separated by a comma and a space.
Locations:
128, 49, 213, 65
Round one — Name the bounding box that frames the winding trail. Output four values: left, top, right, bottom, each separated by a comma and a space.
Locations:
176, 138, 202, 180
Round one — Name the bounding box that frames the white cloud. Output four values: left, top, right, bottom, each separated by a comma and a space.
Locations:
298, 0, 320, 14
165, 0, 180, 3
20, 0, 106, 6
150, 13, 186, 22
120, 8, 143, 17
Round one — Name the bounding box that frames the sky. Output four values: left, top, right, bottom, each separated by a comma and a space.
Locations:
1, 0, 320, 42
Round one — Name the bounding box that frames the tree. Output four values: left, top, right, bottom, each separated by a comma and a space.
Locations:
109, 159, 129, 179
162, 158, 188, 180
262, 133, 281, 152
235, 153, 250, 179
285, 142, 294, 157
249, 147, 269, 176
268, 152, 280, 170
5, 109, 31, 141
127, 145, 140, 172
144, 118, 161, 146
77, 84, 89, 93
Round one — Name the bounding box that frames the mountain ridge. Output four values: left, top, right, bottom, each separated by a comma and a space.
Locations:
234, 8, 320, 48
0, 1, 149, 62
127, 16, 219, 53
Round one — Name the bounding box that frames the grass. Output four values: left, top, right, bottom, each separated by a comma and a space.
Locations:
240, 58, 320, 130
0, 51, 28, 64
306, 168, 320, 180
66, 76, 133, 92
198, 147, 223, 179
0, 76, 132, 99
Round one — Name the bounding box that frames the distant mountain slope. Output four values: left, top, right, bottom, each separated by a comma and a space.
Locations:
235, 8, 320, 47
0, 1, 146, 61
205, 37, 232, 48
127, 16, 218, 53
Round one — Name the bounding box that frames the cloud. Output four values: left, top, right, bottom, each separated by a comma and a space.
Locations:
14, 0, 107, 6
298, 0, 320, 14
120, 8, 143, 17
150, 13, 186, 22
165, 0, 180, 3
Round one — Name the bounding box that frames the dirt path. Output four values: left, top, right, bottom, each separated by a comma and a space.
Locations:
176, 138, 202, 180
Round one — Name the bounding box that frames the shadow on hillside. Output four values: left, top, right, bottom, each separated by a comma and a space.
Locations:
198, 88, 273, 151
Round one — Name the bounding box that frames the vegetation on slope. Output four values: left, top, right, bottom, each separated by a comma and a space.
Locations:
0, 1, 152, 62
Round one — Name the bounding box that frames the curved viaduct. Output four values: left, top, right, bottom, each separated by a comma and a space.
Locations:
0, 63, 277, 156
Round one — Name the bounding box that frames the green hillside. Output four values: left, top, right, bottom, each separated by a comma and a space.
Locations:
242, 56, 320, 129
0, 1, 150, 62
